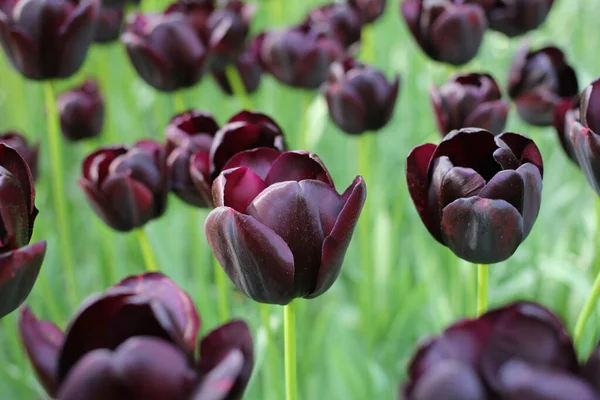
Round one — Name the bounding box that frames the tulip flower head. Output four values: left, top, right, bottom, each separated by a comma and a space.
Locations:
0, 132, 39, 179
19, 272, 254, 400
406, 128, 543, 264
475, 0, 555, 37
58, 80, 104, 142
305, 3, 363, 50
94, 5, 124, 43
348, 0, 387, 24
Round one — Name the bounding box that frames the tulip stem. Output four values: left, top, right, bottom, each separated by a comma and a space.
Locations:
135, 228, 158, 272
225, 65, 253, 110
174, 92, 187, 114
283, 302, 297, 400
213, 255, 230, 322
574, 271, 600, 346
361, 24, 376, 64
43, 81, 79, 306
260, 303, 281, 398
476, 264, 488, 316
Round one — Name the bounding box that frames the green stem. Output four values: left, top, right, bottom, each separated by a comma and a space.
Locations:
260, 303, 281, 399
284, 302, 297, 400
135, 228, 158, 272
225, 65, 253, 110
43, 82, 78, 306
174, 91, 187, 114
361, 24, 376, 64
100, 46, 117, 144
214, 255, 230, 322
476, 264, 488, 316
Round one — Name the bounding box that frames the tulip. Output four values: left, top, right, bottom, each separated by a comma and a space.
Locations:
406, 128, 543, 264
206, 148, 366, 304
79, 140, 168, 232
431, 73, 510, 136
553, 97, 579, 163
122, 11, 207, 92
94, 6, 124, 43
402, 301, 600, 400
348, 0, 386, 24
166, 110, 220, 207
0, 132, 39, 179
165, 0, 214, 42
305, 3, 362, 49
211, 39, 262, 96
57, 80, 104, 142
508, 44, 579, 126
19, 272, 254, 399
256, 24, 344, 89
324, 58, 400, 134
401, 0, 487, 66
0, 0, 99, 80
0, 145, 46, 318
474, 0, 555, 37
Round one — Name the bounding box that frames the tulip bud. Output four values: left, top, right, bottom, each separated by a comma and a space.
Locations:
406, 128, 543, 264
431, 73, 510, 136
211, 38, 262, 96
164, 0, 214, 42
401, 0, 487, 66
206, 148, 366, 304
305, 3, 362, 49
0, 0, 99, 80
553, 98, 579, 164
94, 6, 124, 43
324, 58, 400, 134
57, 80, 104, 142
0, 132, 39, 180
348, 0, 386, 24
79, 140, 169, 232
508, 44, 579, 126
474, 0, 555, 37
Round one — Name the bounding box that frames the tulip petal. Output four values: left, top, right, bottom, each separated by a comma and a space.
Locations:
2, 25, 41, 79
582, 343, 600, 393
325, 79, 367, 134
514, 90, 555, 126
58, 0, 96, 77
569, 124, 600, 195
515, 163, 543, 237
439, 167, 486, 208
100, 172, 154, 230
430, 84, 450, 136
193, 350, 244, 400
79, 178, 132, 232
221, 147, 281, 180
123, 34, 172, 91
0, 144, 35, 217
0, 166, 31, 248
464, 100, 510, 136
582, 79, 600, 134
478, 170, 524, 213
428, 156, 453, 237
205, 207, 294, 304
264, 151, 334, 186
400, 0, 421, 49
212, 167, 267, 212
496, 132, 544, 176
411, 361, 486, 400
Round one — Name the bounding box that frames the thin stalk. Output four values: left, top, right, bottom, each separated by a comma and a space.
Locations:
135, 228, 158, 272
100, 46, 118, 144
361, 24, 376, 64
476, 264, 489, 316
284, 302, 297, 400
43, 82, 78, 306
213, 255, 229, 322
225, 65, 253, 110
260, 303, 281, 398
174, 92, 187, 113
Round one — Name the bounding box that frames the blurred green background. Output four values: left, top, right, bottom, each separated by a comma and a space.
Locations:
0, 0, 599, 398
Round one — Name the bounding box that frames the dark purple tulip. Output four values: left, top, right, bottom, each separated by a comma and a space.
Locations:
256, 24, 344, 89
122, 11, 207, 92
166, 110, 220, 208
553, 97, 579, 163
305, 3, 362, 49
211, 38, 262, 96
206, 148, 366, 305
57, 80, 104, 142
0, 132, 39, 179
94, 6, 124, 43
402, 302, 600, 400
0, 145, 46, 319
165, 0, 214, 43
79, 140, 168, 232
508, 44, 579, 126
406, 128, 543, 264
19, 272, 254, 399
0, 0, 99, 80
324, 58, 400, 134
473, 0, 555, 37
401, 0, 487, 66
348, 0, 386, 24
431, 73, 510, 136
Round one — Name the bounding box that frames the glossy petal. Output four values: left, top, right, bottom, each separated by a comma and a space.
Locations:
439, 167, 486, 208
568, 124, 600, 195
478, 170, 524, 213
411, 361, 486, 400
464, 100, 510, 136
221, 147, 281, 181
581, 78, 600, 134
212, 167, 267, 212
515, 163, 543, 237
193, 350, 244, 400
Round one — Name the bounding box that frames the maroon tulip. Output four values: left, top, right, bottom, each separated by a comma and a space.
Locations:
211, 38, 262, 96
508, 44, 579, 126
165, 0, 214, 42
431, 73, 510, 136
473, 0, 555, 37
0, 145, 46, 318
348, 0, 386, 24
401, 0, 487, 66
305, 3, 362, 49
57, 80, 104, 142
0, 0, 99, 80
324, 58, 400, 134
122, 11, 207, 92
553, 97, 579, 163
94, 6, 124, 43
19, 272, 254, 399
402, 301, 600, 400
0, 132, 39, 179
256, 24, 344, 89
166, 110, 220, 208
206, 148, 366, 304
79, 140, 168, 232
406, 128, 543, 264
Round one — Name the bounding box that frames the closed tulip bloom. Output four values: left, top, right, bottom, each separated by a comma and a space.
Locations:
256, 24, 344, 89
79, 140, 168, 232
211, 38, 262, 96
206, 148, 366, 304
401, 0, 487, 66
406, 128, 543, 264
19, 272, 254, 400
57, 80, 104, 142
0, 145, 46, 318
94, 6, 124, 43
166, 110, 220, 207
0, 132, 39, 179
348, 0, 387, 24
305, 3, 362, 49
474, 0, 555, 37
0, 0, 98, 80
431, 73, 510, 136
165, 0, 214, 42
508, 44, 579, 126
553, 97, 579, 163
122, 11, 207, 92
324, 58, 400, 134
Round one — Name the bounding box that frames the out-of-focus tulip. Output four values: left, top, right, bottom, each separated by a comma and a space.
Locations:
122, 11, 206, 92
57, 80, 104, 142
508, 44, 579, 126
402, 301, 600, 400
19, 272, 254, 399
431, 73, 510, 136
165, 0, 214, 42
256, 24, 344, 89
94, 6, 124, 43
0, 0, 99, 80
166, 110, 220, 207
472, 0, 555, 37
406, 128, 543, 264
206, 148, 366, 305
101, 0, 139, 9
401, 0, 487, 66
553, 97, 579, 163
0, 132, 39, 179
324, 58, 399, 134
348, 0, 386, 24
305, 3, 362, 49
211, 38, 262, 96
0, 145, 46, 318
79, 140, 168, 232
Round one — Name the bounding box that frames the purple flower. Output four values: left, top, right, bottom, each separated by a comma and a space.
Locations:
94, 5, 124, 43
0, 132, 39, 179
474, 0, 555, 37
348, 0, 387, 24
58, 80, 104, 142
305, 3, 362, 49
